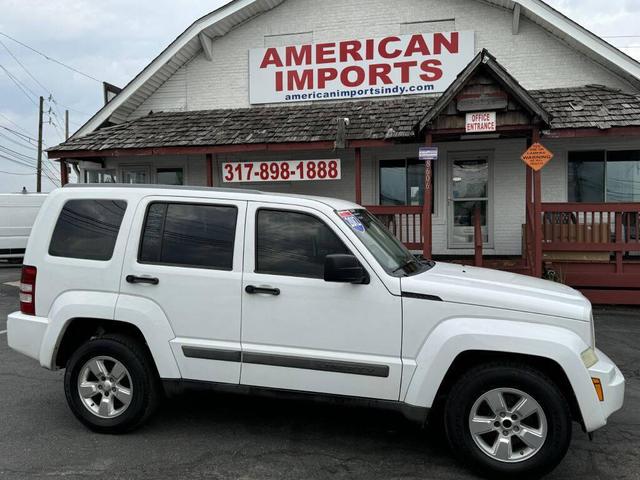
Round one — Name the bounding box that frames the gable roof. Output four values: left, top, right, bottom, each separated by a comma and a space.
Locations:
73, 0, 640, 139
48, 85, 640, 158
416, 49, 551, 134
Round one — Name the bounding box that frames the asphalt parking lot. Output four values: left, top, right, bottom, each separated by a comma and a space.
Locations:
0, 264, 638, 480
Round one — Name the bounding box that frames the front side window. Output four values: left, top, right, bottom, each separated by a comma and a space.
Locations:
256, 209, 350, 278
49, 199, 127, 260
139, 202, 237, 270
337, 209, 425, 276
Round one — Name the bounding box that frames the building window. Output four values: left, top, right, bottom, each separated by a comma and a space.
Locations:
568, 150, 640, 202
380, 159, 434, 211
85, 169, 117, 183
607, 151, 640, 202
157, 168, 184, 185
49, 200, 127, 261
139, 202, 238, 270
568, 151, 605, 202
255, 209, 350, 279
121, 166, 150, 184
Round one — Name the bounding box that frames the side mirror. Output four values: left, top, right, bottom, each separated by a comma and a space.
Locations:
324, 254, 369, 284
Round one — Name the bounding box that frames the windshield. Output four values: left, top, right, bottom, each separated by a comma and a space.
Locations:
336, 209, 431, 276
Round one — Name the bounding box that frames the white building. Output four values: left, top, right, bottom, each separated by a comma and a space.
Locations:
49, 0, 640, 303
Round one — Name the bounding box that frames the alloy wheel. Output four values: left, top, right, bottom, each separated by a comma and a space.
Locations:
77, 355, 133, 419
468, 387, 547, 463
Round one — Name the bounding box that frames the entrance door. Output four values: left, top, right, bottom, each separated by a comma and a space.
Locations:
239, 202, 403, 401
448, 152, 492, 248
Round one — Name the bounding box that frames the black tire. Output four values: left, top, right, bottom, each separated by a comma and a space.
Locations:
444, 362, 572, 479
64, 334, 160, 433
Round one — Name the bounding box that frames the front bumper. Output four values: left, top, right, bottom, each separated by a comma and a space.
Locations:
7, 311, 49, 365
585, 348, 625, 431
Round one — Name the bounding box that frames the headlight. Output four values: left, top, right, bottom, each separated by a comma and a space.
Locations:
581, 348, 599, 368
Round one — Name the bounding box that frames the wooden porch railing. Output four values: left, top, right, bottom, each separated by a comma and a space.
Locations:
367, 205, 484, 267
539, 203, 640, 271
366, 206, 423, 250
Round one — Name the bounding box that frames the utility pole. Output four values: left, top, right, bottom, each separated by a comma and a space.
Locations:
36, 95, 44, 192
62, 109, 70, 187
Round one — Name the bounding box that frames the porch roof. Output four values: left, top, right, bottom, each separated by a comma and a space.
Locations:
48, 84, 640, 158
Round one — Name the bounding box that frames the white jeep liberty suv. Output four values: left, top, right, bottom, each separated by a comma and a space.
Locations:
8, 185, 624, 478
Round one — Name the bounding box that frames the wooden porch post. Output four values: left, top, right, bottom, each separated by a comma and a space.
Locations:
206, 153, 214, 187
60, 159, 69, 186
532, 127, 543, 278
355, 147, 362, 205
422, 132, 433, 259
525, 161, 532, 265
474, 206, 483, 267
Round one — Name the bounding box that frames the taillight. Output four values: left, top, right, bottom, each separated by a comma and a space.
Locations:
19, 265, 37, 315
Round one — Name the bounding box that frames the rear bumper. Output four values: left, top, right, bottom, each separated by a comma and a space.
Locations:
7, 311, 49, 365
585, 348, 625, 432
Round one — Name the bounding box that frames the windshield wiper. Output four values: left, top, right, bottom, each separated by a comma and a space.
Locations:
392, 258, 419, 275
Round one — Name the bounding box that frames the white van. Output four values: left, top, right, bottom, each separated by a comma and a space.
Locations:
7, 185, 624, 478
0, 193, 47, 261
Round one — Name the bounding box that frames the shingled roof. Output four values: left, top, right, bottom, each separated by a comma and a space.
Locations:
534, 85, 640, 130
48, 85, 640, 157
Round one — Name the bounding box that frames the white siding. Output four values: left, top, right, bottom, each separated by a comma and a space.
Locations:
129, 0, 637, 117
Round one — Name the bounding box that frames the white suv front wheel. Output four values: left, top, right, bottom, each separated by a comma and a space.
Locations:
64, 334, 160, 433
444, 362, 572, 479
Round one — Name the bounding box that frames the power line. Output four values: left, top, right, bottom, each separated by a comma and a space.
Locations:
1, 38, 92, 128
0, 39, 49, 93
0, 31, 102, 83
0, 112, 33, 136
0, 143, 60, 179
0, 131, 37, 150
0, 169, 38, 176
0, 63, 39, 99
0, 63, 38, 105
3, 160, 60, 185
0, 125, 38, 144
0, 153, 59, 184
0, 143, 39, 162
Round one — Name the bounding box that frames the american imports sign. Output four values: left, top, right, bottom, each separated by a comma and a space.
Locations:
249, 31, 475, 104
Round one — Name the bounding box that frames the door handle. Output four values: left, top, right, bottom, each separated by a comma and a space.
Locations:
245, 285, 280, 296
126, 275, 159, 285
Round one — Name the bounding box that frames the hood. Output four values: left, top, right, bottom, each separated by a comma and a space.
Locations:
401, 262, 591, 322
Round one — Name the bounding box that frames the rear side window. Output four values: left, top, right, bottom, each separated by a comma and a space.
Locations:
256, 209, 350, 278
139, 202, 237, 270
49, 199, 127, 261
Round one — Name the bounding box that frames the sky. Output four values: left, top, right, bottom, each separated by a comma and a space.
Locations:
0, 0, 639, 193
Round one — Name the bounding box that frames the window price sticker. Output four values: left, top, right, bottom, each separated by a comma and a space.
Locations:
338, 210, 365, 232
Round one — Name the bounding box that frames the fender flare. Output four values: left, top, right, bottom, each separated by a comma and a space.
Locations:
40, 291, 181, 379
403, 317, 606, 431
